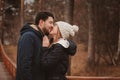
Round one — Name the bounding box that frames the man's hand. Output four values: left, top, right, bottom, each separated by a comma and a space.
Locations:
42, 36, 50, 47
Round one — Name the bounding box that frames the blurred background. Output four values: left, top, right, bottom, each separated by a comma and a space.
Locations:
0, 0, 120, 78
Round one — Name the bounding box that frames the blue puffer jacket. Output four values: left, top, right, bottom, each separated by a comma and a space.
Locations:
41, 40, 77, 80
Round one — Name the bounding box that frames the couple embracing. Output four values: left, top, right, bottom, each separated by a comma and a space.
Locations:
16, 12, 79, 80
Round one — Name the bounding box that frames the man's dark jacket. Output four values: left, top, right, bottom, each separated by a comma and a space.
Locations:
16, 23, 44, 80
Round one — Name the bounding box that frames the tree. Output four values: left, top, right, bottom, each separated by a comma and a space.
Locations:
95, 0, 119, 66
64, 0, 74, 24
20, 0, 24, 27
115, 27, 120, 64
87, 0, 95, 70
114, 3, 120, 64
64, 0, 74, 75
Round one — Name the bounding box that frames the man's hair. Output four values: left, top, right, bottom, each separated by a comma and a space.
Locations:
35, 12, 54, 25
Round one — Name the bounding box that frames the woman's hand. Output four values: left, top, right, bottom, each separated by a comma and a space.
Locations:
42, 36, 50, 47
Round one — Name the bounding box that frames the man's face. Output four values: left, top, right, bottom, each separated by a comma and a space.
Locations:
42, 17, 54, 35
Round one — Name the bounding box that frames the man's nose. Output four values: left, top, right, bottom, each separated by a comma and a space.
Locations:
51, 24, 54, 27
49, 27, 53, 32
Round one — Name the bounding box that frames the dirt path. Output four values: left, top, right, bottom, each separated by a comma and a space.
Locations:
71, 44, 88, 76
0, 56, 12, 80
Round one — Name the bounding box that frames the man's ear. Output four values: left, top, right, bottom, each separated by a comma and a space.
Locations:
39, 20, 44, 26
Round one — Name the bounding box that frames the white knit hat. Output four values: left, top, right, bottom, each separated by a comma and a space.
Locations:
55, 21, 79, 39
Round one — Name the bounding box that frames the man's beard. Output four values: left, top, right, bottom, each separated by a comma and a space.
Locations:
43, 27, 49, 36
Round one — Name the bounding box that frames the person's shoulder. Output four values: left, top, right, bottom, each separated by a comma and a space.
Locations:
22, 31, 36, 37
20, 31, 37, 41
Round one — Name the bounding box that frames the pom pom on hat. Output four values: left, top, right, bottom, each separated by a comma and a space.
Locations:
72, 25, 79, 32
55, 21, 79, 39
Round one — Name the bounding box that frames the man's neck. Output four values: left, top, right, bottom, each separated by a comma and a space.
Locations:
30, 24, 45, 37
30, 24, 39, 31
37, 25, 45, 35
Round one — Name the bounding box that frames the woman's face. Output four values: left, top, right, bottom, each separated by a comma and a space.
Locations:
50, 25, 59, 36
49, 24, 61, 42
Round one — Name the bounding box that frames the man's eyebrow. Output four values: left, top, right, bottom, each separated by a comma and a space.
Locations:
50, 21, 53, 22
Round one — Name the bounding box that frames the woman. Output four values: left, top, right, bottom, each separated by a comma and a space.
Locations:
41, 21, 79, 80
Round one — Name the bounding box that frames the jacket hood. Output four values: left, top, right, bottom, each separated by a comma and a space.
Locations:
65, 40, 77, 56
20, 23, 44, 38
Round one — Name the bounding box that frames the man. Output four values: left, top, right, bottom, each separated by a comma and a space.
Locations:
16, 12, 54, 80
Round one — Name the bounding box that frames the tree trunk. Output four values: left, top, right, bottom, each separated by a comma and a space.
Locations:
87, 0, 95, 70
64, 0, 74, 24
64, 0, 74, 75
21, 0, 24, 27
0, 0, 5, 46
114, 2, 120, 64
115, 22, 120, 64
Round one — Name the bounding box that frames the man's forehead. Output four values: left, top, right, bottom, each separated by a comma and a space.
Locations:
47, 17, 54, 21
